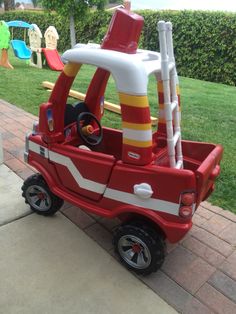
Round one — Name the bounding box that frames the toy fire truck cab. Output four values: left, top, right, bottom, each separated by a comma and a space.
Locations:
22, 8, 223, 275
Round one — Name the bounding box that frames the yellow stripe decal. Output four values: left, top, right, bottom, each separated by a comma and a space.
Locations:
119, 93, 149, 108
123, 138, 152, 148
157, 81, 164, 93
176, 85, 180, 94
122, 122, 151, 131
158, 118, 166, 124
64, 63, 82, 77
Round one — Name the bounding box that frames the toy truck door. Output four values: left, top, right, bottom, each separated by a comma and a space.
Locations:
49, 144, 116, 201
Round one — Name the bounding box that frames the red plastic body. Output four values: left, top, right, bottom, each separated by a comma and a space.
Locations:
25, 8, 223, 244
101, 8, 143, 53
26, 129, 223, 243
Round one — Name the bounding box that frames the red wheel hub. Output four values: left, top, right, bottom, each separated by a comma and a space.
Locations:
37, 192, 46, 200
132, 243, 142, 253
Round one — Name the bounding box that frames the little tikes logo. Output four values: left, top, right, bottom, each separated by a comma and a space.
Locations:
128, 152, 140, 160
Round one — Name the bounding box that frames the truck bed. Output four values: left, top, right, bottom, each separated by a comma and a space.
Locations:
182, 141, 223, 205
153, 139, 223, 205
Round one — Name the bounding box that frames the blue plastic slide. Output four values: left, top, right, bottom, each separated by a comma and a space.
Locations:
11, 39, 32, 59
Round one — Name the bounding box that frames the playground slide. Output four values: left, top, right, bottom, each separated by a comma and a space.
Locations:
11, 39, 32, 59
42, 48, 64, 71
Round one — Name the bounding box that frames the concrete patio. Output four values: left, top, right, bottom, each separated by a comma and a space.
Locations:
0, 165, 177, 314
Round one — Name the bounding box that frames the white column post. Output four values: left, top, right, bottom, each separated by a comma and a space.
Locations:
158, 21, 176, 168
166, 22, 183, 168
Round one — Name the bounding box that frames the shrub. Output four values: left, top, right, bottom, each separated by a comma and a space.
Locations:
139, 10, 236, 85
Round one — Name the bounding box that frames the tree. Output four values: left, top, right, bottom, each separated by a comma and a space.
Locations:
109, 0, 123, 3
3, 0, 15, 11
31, 0, 38, 8
41, 0, 107, 48
97, 0, 107, 10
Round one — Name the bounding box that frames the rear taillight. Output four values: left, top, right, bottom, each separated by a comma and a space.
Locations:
181, 192, 195, 206
179, 192, 195, 219
179, 206, 193, 218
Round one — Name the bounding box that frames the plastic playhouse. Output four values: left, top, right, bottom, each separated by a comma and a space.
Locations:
28, 23, 43, 69
22, 7, 223, 275
29, 25, 64, 71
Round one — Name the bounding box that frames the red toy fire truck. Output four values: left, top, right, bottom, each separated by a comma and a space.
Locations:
22, 7, 223, 275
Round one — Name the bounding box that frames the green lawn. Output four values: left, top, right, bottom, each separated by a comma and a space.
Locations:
1, 51, 235, 212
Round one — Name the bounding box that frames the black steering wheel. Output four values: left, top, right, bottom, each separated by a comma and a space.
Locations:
77, 112, 103, 146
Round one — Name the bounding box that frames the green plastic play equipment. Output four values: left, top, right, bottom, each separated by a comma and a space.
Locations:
0, 20, 13, 69
0, 20, 10, 49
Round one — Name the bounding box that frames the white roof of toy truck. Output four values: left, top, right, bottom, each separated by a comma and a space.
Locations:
61, 44, 174, 95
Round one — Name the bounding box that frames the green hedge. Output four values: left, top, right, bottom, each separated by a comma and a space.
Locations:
139, 10, 236, 86
1, 10, 236, 85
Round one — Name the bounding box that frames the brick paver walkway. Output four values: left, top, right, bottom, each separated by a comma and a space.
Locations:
1, 99, 236, 314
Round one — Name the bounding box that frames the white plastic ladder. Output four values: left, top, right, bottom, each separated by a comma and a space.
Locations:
157, 21, 183, 169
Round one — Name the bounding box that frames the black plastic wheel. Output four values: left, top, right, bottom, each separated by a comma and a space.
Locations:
128, 219, 166, 245
22, 174, 64, 216
113, 224, 166, 275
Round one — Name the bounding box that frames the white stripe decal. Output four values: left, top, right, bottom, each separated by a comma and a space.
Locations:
29, 141, 49, 158
123, 128, 152, 142
28, 140, 180, 215
104, 188, 179, 216
49, 151, 106, 194
28, 141, 106, 194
